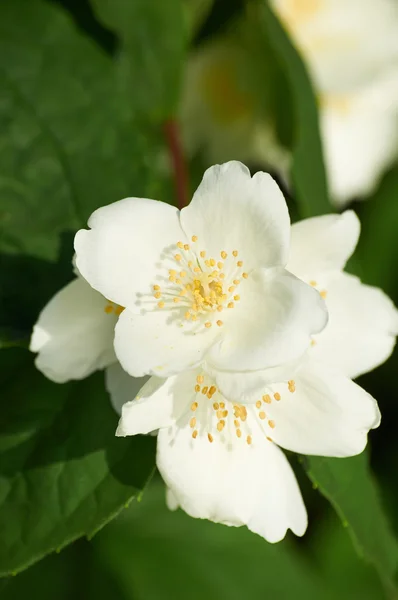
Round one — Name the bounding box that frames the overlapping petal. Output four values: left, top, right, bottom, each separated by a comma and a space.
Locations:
30, 277, 117, 383
310, 273, 398, 378
74, 198, 185, 309
206, 267, 327, 371
105, 363, 149, 415
262, 360, 380, 457
287, 211, 360, 278
180, 161, 290, 269
157, 418, 307, 543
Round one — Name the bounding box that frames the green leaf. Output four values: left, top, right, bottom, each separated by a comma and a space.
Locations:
0, 348, 156, 576
90, 0, 187, 120
0, 0, 160, 261
93, 479, 338, 600
259, 1, 330, 217
304, 453, 398, 598
183, 0, 214, 38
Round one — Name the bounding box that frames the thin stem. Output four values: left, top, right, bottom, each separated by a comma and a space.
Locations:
163, 119, 190, 210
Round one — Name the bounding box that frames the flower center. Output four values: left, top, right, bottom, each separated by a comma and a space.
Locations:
152, 236, 249, 328
188, 373, 296, 444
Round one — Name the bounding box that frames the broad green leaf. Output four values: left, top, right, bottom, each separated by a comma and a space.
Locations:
0, 348, 156, 576
90, 0, 187, 120
183, 0, 214, 38
304, 453, 398, 598
0, 0, 160, 261
93, 479, 337, 600
259, 1, 330, 217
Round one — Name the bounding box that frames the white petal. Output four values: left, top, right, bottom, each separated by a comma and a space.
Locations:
114, 307, 218, 377
74, 198, 186, 309
166, 488, 180, 511
207, 267, 327, 371
180, 161, 290, 269
157, 418, 307, 543
30, 277, 117, 383
116, 372, 194, 436
263, 360, 380, 457
105, 363, 149, 415
287, 211, 360, 279
311, 273, 398, 378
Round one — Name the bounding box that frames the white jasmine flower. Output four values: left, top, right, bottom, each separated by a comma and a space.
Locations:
271, 0, 398, 204
116, 358, 379, 542
287, 210, 398, 378
30, 275, 147, 413
74, 161, 327, 380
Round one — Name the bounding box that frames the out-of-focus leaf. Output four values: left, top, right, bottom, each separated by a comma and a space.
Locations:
93, 478, 337, 600
304, 453, 398, 598
353, 167, 398, 296
0, 348, 156, 576
259, 1, 330, 217
90, 0, 186, 120
183, 0, 214, 38
0, 0, 160, 261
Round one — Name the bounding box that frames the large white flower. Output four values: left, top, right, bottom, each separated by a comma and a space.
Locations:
30, 274, 147, 414
74, 161, 327, 380
271, 0, 398, 205
116, 359, 379, 543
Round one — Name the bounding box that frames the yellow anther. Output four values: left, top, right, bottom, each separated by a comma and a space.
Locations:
220, 402, 225, 408
180, 289, 187, 296
192, 315, 198, 321
233, 279, 240, 285
153, 285, 160, 291
234, 420, 240, 428
232, 250, 238, 257
221, 251, 227, 259
320, 290, 328, 299
246, 435, 252, 445
185, 311, 191, 319
208, 433, 214, 443
157, 301, 165, 308
191, 402, 198, 411
213, 402, 219, 410
217, 305, 223, 312
228, 286, 235, 293
115, 306, 124, 316
197, 375, 204, 384
233, 295, 240, 301
263, 394, 271, 404
288, 380, 296, 393
184, 244, 190, 251
216, 320, 223, 327
169, 269, 176, 276
219, 273, 225, 279
217, 420, 225, 432
169, 275, 176, 282
259, 411, 266, 420
192, 235, 198, 242
237, 261, 243, 267
188, 261, 193, 268
242, 272, 248, 279
255, 400, 262, 409
205, 321, 212, 328
268, 420, 275, 429
173, 298, 180, 303
177, 241, 184, 249
192, 430, 198, 439
180, 271, 186, 278
209, 386, 217, 396
195, 384, 200, 392
175, 254, 182, 261
274, 392, 281, 401
202, 386, 209, 395
104, 304, 113, 314
210, 258, 216, 267
311, 338, 317, 346
309, 280, 317, 287
190, 417, 196, 428
216, 410, 224, 419
200, 250, 206, 258
222, 410, 228, 418
266, 436, 273, 442
154, 292, 161, 299
205, 259, 210, 267
193, 266, 201, 273
217, 262, 223, 269
236, 429, 242, 438
227, 302, 234, 309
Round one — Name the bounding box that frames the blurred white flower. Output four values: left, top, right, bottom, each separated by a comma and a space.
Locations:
116, 359, 379, 543
74, 161, 327, 380
30, 274, 147, 414
271, 0, 398, 204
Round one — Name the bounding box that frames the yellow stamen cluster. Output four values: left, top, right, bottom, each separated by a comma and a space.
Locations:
152, 237, 249, 327
104, 302, 124, 316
